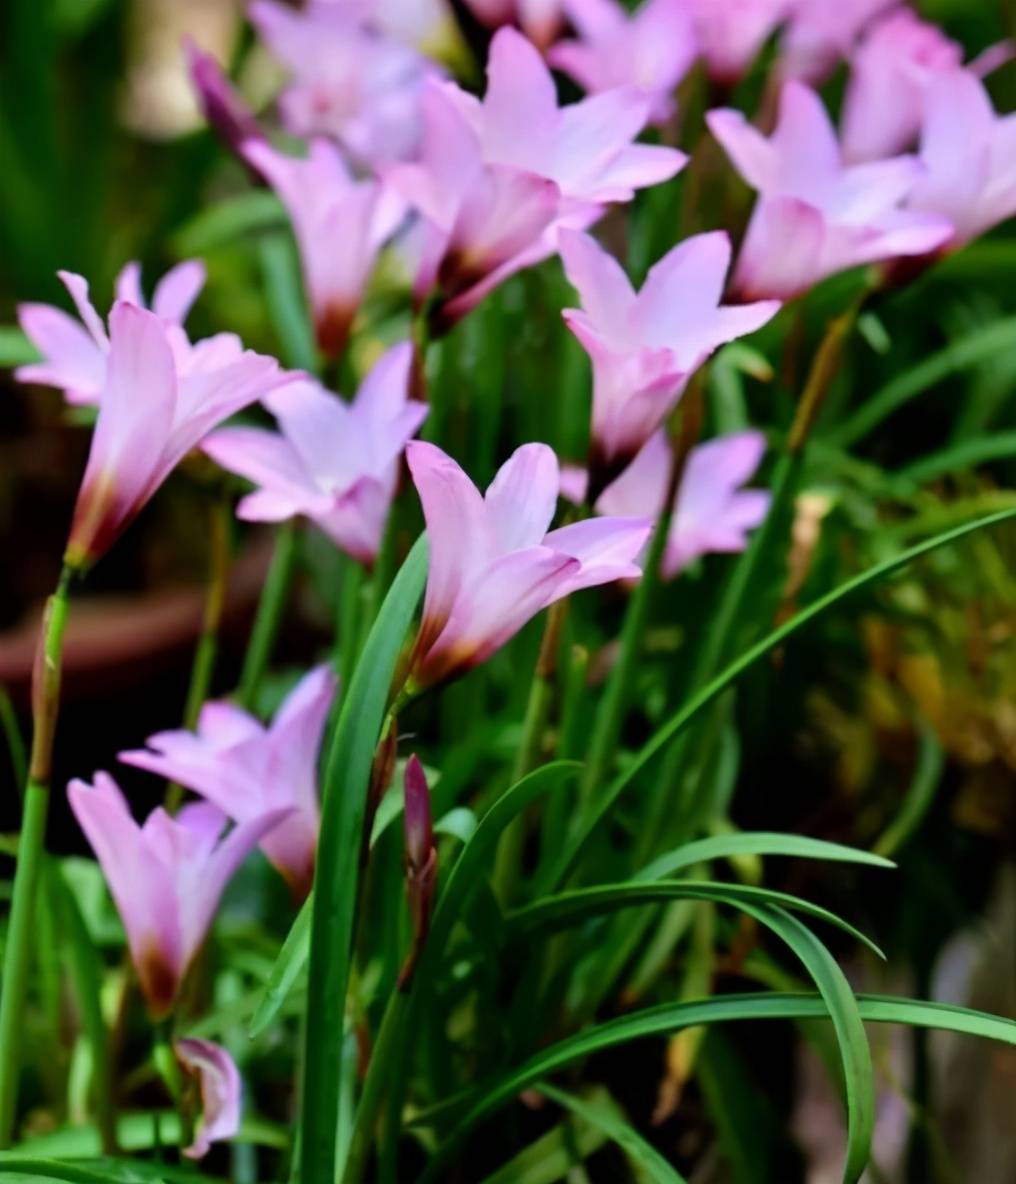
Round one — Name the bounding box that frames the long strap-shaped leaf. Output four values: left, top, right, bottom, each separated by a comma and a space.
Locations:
635, 833, 894, 881
537, 1083, 688, 1184
299, 536, 427, 1184
506, 880, 885, 959
415, 992, 1016, 1182
548, 506, 1016, 891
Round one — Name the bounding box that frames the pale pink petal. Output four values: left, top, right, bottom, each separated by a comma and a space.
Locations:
558, 229, 635, 335
731, 195, 828, 301
57, 270, 108, 348
114, 262, 145, 308
544, 515, 651, 590
202, 426, 319, 508
706, 108, 778, 192
313, 476, 397, 564
481, 27, 560, 161
175, 1039, 242, 1160
484, 443, 561, 552
152, 261, 207, 323
15, 303, 106, 402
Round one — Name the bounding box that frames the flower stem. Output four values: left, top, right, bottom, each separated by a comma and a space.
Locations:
0, 563, 74, 1147
153, 1022, 194, 1155
236, 522, 299, 712
0, 687, 26, 793
578, 383, 705, 816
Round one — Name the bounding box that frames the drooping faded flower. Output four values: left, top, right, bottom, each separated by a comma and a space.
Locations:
120, 666, 337, 901
840, 9, 964, 163
68, 773, 288, 1016
64, 302, 289, 569
595, 429, 771, 578
405, 440, 651, 689
250, 0, 437, 165
203, 343, 426, 565
559, 228, 779, 495
243, 139, 406, 360
906, 68, 1016, 250
686, 0, 792, 86
460, 0, 566, 49
16, 261, 206, 406
174, 1039, 242, 1160
707, 80, 953, 301
549, 0, 697, 125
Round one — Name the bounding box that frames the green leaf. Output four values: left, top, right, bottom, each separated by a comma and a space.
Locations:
171, 190, 285, 257
537, 1083, 688, 1184
300, 536, 427, 1184
897, 430, 1016, 484
478, 1114, 608, 1184
414, 993, 1016, 1180
258, 233, 317, 372
637, 833, 894, 882
248, 892, 311, 1039
736, 907, 872, 1184
829, 315, 1016, 448
0, 1158, 218, 1183
506, 881, 885, 961
874, 725, 943, 858
0, 327, 38, 368
548, 506, 1016, 889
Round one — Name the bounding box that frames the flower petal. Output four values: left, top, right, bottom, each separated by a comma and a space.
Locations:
175, 1039, 242, 1160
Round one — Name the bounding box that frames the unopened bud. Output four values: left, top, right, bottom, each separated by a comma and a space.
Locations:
398, 755, 437, 991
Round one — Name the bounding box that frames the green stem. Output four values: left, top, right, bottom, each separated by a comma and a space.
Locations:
337, 555, 366, 692
578, 388, 704, 816
0, 564, 73, 1147
236, 522, 299, 712
153, 1022, 194, 1156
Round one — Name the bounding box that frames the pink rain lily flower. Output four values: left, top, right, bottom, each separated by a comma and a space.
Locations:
68, 774, 289, 1016
686, 0, 792, 86
174, 1039, 242, 1160
558, 228, 780, 495
780, 0, 895, 82
342, 0, 461, 54
16, 260, 205, 407
549, 0, 697, 125
443, 28, 686, 205
120, 666, 336, 901
461, 0, 565, 49
405, 440, 651, 689
592, 429, 771, 578
707, 80, 954, 302
243, 139, 405, 360
387, 79, 581, 329
65, 302, 288, 569
204, 343, 426, 565
840, 10, 964, 163
250, 1, 437, 165
906, 68, 1016, 250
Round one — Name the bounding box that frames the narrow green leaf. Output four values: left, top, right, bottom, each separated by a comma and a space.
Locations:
0, 327, 38, 368
549, 506, 1016, 889
737, 907, 872, 1184
898, 430, 1016, 484
415, 993, 1016, 1179
506, 881, 885, 960
829, 316, 1016, 448
258, 233, 317, 373
171, 190, 285, 256
248, 893, 311, 1039
478, 1114, 608, 1184
537, 1083, 688, 1184
300, 536, 427, 1184
637, 833, 894, 882
874, 725, 943, 857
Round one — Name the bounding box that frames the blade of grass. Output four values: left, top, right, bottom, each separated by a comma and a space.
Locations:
248, 894, 312, 1039
637, 833, 895, 882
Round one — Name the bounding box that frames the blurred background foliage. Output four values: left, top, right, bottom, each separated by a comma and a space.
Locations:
1, 1, 1016, 1181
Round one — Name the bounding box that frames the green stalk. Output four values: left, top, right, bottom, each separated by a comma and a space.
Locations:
578, 388, 704, 815
153, 1022, 194, 1156
0, 563, 73, 1146
236, 522, 299, 712
0, 687, 26, 791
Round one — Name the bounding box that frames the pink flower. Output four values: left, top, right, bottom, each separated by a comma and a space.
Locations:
594, 429, 771, 578
461, 0, 566, 49
119, 666, 336, 901
405, 440, 651, 688
203, 344, 426, 565
781, 0, 896, 82
174, 1039, 242, 1160
841, 10, 963, 163
559, 228, 779, 494
250, 1, 436, 165
906, 68, 1016, 250
549, 0, 697, 124
16, 261, 205, 407
324, 0, 458, 53
444, 28, 686, 204
686, 0, 792, 86
386, 80, 575, 328
707, 80, 953, 301
68, 774, 288, 1016
65, 302, 288, 569
242, 139, 405, 360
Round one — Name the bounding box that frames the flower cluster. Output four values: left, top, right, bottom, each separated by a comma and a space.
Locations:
5, 0, 1016, 1169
